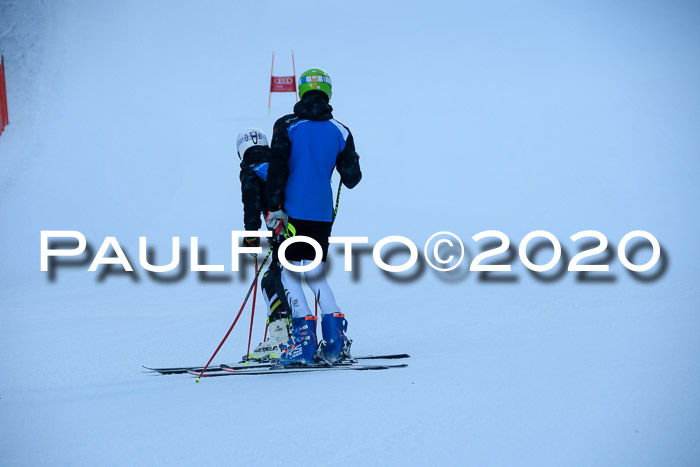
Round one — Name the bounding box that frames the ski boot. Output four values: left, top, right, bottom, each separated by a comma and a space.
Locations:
245, 313, 290, 362
279, 315, 318, 366
316, 312, 352, 364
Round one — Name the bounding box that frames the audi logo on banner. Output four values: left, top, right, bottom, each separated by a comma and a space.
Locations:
270, 74, 297, 93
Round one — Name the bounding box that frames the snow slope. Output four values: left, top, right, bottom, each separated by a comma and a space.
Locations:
1, 0, 699, 465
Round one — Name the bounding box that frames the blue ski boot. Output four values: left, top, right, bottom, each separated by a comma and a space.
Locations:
318, 313, 352, 363
279, 316, 318, 365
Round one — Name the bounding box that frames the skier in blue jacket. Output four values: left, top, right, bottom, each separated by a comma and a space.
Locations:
265, 68, 362, 365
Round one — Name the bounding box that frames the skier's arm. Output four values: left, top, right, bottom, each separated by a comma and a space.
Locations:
336, 132, 362, 189
240, 168, 264, 231
266, 118, 291, 211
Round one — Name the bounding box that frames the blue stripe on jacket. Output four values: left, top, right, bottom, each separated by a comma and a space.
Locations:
284, 119, 348, 222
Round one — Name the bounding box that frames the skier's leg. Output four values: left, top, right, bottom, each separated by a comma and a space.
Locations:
281, 218, 338, 317
278, 260, 319, 364
303, 260, 341, 316
249, 260, 290, 361
280, 260, 312, 318
303, 260, 351, 362
262, 258, 289, 320
278, 218, 329, 365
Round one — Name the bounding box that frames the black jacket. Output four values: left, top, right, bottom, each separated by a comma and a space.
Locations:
266, 92, 362, 213
239, 145, 271, 231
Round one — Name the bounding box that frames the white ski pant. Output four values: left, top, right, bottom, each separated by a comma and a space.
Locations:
281, 260, 341, 319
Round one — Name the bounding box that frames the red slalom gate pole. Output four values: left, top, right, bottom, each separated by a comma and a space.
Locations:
292, 50, 298, 102
268, 51, 275, 115
0, 55, 8, 136
245, 256, 259, 360
195, 248, 271, 382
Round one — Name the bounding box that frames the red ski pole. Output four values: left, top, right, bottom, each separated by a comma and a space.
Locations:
245, 256, 259, 361
195, 248, 271, 382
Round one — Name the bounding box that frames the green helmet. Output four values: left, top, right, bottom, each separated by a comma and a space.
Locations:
298, 68, 332, 101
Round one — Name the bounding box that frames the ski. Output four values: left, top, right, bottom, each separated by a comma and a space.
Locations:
187, 362, 408, 377
185, 360, 359, 377
144, 353, 410, 375
351, 353, 410, 360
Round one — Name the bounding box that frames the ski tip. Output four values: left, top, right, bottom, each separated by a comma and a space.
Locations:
195, 378, 200, 383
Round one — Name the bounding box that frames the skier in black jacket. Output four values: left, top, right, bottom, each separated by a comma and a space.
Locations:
265, 68, 362, 364
236, 128, 291, 361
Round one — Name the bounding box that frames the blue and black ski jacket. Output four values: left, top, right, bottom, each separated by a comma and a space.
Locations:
266, 92, 362, 222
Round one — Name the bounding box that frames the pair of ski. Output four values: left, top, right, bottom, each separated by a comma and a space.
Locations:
144, 353, 409, 378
